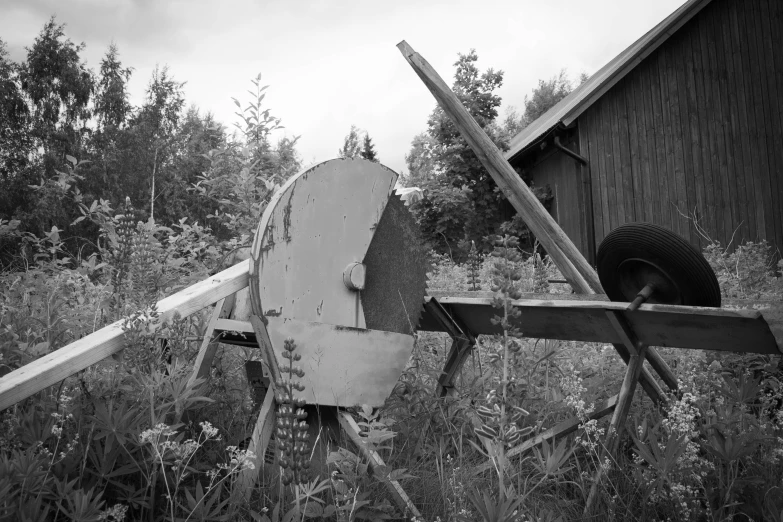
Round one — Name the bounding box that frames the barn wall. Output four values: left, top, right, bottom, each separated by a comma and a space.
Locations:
530, 138, 594, 261
578, 0, 783, 255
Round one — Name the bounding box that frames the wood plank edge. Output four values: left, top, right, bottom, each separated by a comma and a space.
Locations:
0, 261, 250, 411
337, 411, 421, 518
471, 395, 619, 476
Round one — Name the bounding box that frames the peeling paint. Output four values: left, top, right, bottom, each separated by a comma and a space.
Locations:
333, 324, 368, 333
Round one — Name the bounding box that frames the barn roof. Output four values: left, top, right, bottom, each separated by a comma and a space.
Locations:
505, 0, 712, 163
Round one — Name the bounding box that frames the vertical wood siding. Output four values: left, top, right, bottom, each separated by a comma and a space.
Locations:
526, 138, 591, 257
578, 0, 783, 254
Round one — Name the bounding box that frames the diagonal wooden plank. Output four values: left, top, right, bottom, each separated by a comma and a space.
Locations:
397, 40, 599, 293
338, 411, 421, 519
472, 395, 618, 475
0, 260, 250, 412
238, 383, 276, 498
187, 298, 230, 388
397, 41, 677, 402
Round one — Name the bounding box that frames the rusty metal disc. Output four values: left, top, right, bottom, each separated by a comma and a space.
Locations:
362, 193, 429, 335
596, 222, 721, 307
247, 158, 428, 406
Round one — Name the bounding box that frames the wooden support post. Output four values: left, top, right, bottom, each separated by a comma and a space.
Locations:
584, 311, 649, 514
438, 337, 473, 397
396, 41, 677, 404
338, 411, 422, 519
187, 298, 230, 388
424, 299, 476, 397
238, 383, 276, 499
249, 314, 282, 386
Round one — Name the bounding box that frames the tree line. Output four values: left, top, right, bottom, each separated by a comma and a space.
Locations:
1, 16, 585, 270
0, 17, 301, 270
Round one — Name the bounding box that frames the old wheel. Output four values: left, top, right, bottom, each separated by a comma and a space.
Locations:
596, 222, 721, 308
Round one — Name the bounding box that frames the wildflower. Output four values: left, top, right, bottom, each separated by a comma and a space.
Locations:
199, 421, 219, 439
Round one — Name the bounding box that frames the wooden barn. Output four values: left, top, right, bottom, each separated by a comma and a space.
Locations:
505, 0, 783, 263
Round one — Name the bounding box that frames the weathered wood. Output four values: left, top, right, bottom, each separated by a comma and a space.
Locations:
249, 314, 282, 387
424, 298, 476, 397
437, 337, 473, 398
605, 310, 641, 356
473, 395, 619, 475
338, 412, 421, 518
721, 2, 749, 244
0, 260, 250, 412
418, 297, 781, 355
215, 318, 254, 333
609, 345, 649, 453
238, 383, 276, 498
397, 40, 677, 403
423, 298, 472, 342
584, 315, 649, 516
187, 298, 229, 389
752, 0, 783, 247
396, 41, 600, 294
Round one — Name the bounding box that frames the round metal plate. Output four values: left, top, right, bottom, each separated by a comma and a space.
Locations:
249, 159, 398, 327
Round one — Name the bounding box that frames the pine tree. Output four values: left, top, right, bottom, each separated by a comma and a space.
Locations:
360, 133, 378, 162
467, 240, 482, 290
338, 125, 362, 159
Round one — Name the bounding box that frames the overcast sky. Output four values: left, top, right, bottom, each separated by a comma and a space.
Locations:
2, 0, 686, 175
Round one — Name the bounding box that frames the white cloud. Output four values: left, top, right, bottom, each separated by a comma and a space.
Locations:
1, 0, 687, 174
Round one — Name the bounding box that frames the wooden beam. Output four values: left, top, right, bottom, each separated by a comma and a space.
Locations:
472, 395, 619, 475
424, 298, 477, 397
437, 337, 473, 397
605, 310, 642, 356
423, 298, 474, 342
187, 298, 230, 389
397, 40, 600, 294
0, 260, 250, 412
249, 315, 282, 387
238, 382, 276, 498
338, 412, 421, 518
584, 312, 649, 515
397, 41, 678, 402
419, 297, 779, 355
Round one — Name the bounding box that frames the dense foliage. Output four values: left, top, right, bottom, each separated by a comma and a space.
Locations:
0, 18, 301, 271
403, 55, 585, 259
1, 19, 782, 522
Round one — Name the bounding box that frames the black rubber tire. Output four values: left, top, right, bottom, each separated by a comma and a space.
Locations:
596, 222, 721, 307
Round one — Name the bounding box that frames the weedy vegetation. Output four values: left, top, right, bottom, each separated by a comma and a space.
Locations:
2, 198, 781, 521
0, 28, 781, 519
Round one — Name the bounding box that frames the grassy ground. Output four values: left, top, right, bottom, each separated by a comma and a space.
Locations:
1, 240, 782, 521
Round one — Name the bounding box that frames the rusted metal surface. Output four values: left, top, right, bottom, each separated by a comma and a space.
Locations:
250, 159, 398, 329
361, 193, 429, 335
265, 317, 414, 407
